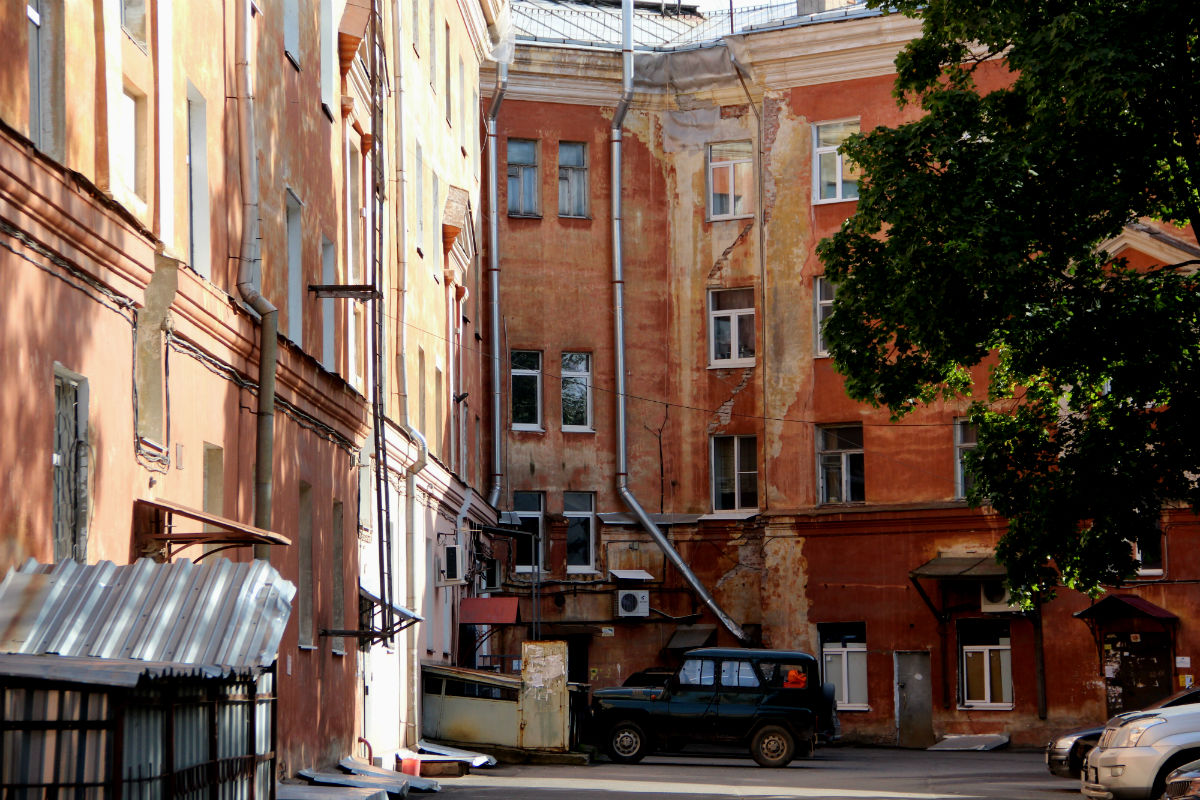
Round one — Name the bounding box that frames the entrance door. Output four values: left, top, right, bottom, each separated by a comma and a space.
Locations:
895, 651, 935, 748
1104, 631, 1173, 716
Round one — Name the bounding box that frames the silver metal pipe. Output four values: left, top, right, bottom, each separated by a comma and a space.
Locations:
611, 0, 748, 643
485, 63, 508, 508
235, 0, 278, 556
389, 0, 428, 747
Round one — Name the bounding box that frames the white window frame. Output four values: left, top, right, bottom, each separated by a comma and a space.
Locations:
707, 141, 754, 221
822, 641, 869, 711
561, 352, 593, 431
283, 0, 300, 68
285, 189, 304, 343
319, 0, 336, 116
1133, 528, 1165, 578
558, 141, 588, 218
955, 419, 977, 500
711, 435, 758, 512
813, 119, 860, 204
564, 491, 596, 573
513, 491, 544, 574
185, 83, 211, 279
708, 288, 756, 368
817, 425, 864, 504
511, 350, 542, 431
959, 629, 1013, 709
814, 277, 836, 357
507, 138, 539, 217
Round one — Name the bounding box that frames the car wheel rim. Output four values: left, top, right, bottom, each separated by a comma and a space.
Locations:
760, 733, 786, 760
614, 728, 640, 757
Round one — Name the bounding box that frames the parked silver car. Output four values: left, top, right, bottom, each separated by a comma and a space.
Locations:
1045, 688, 1200, 779
1081, 704, 1200, 800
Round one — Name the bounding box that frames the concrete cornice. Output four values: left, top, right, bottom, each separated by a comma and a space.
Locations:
457, 0, 496, 63
727, 12, 921, 89
484, 12, 921, 108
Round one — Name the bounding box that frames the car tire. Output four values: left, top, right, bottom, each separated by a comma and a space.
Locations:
751, 724, 796, 768
607, 719, 649, 764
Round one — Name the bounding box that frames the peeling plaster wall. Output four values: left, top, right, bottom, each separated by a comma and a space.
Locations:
492, 23, 1193, 749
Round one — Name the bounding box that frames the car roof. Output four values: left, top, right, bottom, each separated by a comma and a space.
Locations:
684, 647, 816, 663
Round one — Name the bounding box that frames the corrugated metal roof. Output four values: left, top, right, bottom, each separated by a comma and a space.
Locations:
0, 557, 296, 680
510, 0, 873, 50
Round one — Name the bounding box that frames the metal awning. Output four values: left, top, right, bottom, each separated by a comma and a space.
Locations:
598, 512, 702, 526
666, 624, 716, 650
1075, 595, 1179, 622
136, 497, 290, 561
910, 555, 1006, 580
460, 597, 520, 625
478, 524, 533, 538
610, 569, 655, 581
358, 586, 421, 623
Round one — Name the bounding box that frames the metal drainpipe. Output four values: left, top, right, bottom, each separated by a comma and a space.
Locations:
235, 0, 278, 558
485, 64, 508, 508
391, 3, 429, 748
611, 0, 748, 644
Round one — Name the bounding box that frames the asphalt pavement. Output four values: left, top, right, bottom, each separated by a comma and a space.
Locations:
433, 746, 1081, 799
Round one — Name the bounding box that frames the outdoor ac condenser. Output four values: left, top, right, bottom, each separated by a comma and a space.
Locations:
615, 588, 650, 617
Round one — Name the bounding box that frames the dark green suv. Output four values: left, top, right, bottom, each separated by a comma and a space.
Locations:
590, 647, 839, 767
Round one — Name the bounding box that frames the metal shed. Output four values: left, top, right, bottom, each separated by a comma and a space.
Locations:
0, 557, 295, 799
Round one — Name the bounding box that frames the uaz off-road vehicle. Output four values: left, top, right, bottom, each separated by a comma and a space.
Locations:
590, 648, 839, 767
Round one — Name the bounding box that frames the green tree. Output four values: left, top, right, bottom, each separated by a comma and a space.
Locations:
817, 0, 1200, 603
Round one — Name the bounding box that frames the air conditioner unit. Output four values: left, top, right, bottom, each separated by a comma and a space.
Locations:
615, 588, 650, 618
980, 581, 1014, 612
438, 545, 466, 586
482, 557, 502, 591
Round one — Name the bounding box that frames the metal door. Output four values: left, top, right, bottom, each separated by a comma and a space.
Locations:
895, 651, 936, 748
1103, 631, 1173, 716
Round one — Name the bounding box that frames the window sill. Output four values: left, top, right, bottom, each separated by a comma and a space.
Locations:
562, 426, 595, 434
817, 501, 865, 508
707, 213, 755, 223
837, 704, 870, 712
957, 703, 1013, 711
511, 425, 544, 433
814, 351, 831, 359
812, 196, 858, 206
321, 102, 335, 123
708, 360, 756, 370
567, 568, 601, 576
700, 510, 758, 521
332, 648, 346, 657
285, 51, 301, 71
508, 212, 543, 220
1133, 570, 1165, 579
298, 644, 318, 652
559, 214, 591, 220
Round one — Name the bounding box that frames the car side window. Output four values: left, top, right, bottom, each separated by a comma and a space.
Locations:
761, 661, 810, 689
679, 658, 716, 686
720, 660, 760, 688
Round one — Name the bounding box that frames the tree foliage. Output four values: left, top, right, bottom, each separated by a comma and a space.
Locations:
817, 0, 1200, 603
